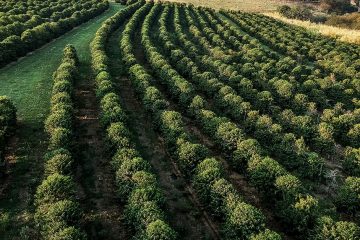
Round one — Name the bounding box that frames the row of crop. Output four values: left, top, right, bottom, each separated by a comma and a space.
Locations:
169, 5, 327, 182
191, 8, 360, 160
201, 7, 357, 116
0, 0, 103, 41
149, 3, 360, 236
179, 5, 360, 177
183, 4, 360, 223
198, 8, 359, 113
189, 6, 360, 179
156, 3, 322, 234
0, 0, 108, 68
1, 0, 84, 14
121, 3, 283, 239
90, 1, 177, 239
223, 11, 360, 88
192, 6, 359, 120
177, 4, 360, 237
174, 5, 360, 218
34, 45, 86, 240
181, 5, 354, 113
0, 96, 17, 172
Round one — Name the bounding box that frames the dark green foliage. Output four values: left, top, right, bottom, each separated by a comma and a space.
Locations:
48, 127, 72, 150
0, 0, 109, 67
142, 220, 177, 240
278, 195, 319, 233
45, 150, 73, 176
336, 177, 360, 214
106, 122, 132, 149
0, 96, 17, 164
100, 93, 127, 127
248, 156, 286, 193
90, 2, 176, 238
343, 147, 360, 177
35, 173, 75, 205
0, 96, 17, 131
250, 229, 282, 240
223, 202, 266, 239
313, 216, 360, 240
176, 138, 208, 174
86, 1, 360, 238
35, 45, 85, 239
233, 139, 262, 171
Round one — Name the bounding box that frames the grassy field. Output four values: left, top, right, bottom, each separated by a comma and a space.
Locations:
0, 3, 124, 239
156, 0, 294, 12
0, 3, 123, 125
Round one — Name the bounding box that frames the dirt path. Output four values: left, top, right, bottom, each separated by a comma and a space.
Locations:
107, 26, 221, 240
0, 135, 19, 195
0, 120, 47, 239
73, 60, 129, 240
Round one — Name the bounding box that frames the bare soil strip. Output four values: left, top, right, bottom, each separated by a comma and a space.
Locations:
73, 62, 129, 240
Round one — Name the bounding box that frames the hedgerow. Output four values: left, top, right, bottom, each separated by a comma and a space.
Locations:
0, 0, 109, 68
90, 1, 176, 239
133, 2, 359, 238
117, 3, 282, 239
34, 45, 85, 239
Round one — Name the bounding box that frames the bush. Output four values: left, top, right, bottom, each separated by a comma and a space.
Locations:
343, 147, 360, 176
45, 109, 72, 134
34, 44, 83, 239
279, 194, 319, 233
277, 5, 322, 22
215, 122, 244, 152
35, 173, 75, 205
233, 139, 263, 171
106, 122, 132, 149
111, 147, 139, 169
142, 220, 177, 240
100, 93, 126, 127
0, 96, 17, 130
115, 157, 151, 198
52, 80, 72, 95
336, 177, 360, 214
210, 178, 241, 217
125, 200, 164, 230
248, 156, 286, 193
275, 174, 302, 200
250, 229, 282, 240
0, 96, 17, 163
45, 151, 73, 176
48, 226, 86, 240
128, 186, 165, 209
35, 200, 82, 231
314, 216, 360, 240
160, 111, 185, 145
176, 139, 208, 174
347, 124, 360, 148
223, 201, 266, 239
48, 127, 72, 150
51, 92, 72, 107
193, 158, 223, 201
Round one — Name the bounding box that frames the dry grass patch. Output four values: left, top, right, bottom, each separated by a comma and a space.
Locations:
265, 12, 360, 44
